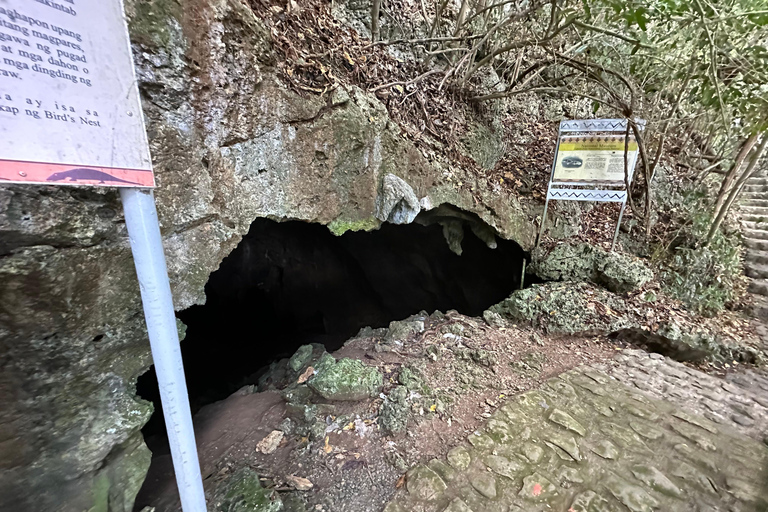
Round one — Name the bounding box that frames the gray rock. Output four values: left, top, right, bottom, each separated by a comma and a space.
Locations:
406, 466, 447, 501
531, 243, 653, 293
385, 318, 425, 343
375, 174, 421, 225
289, 345, 314, 372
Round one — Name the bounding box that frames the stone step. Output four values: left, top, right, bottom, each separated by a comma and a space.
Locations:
743, 184, 768, 193
746, 265, 768, 279
751, 294, 768, 321
749, 279, 768, 296
740, 205, 768, 215
747, 177, 768, 186
741, 212, 768, 223
741, 220, 768, 231
745, 249, 768, 265
744, 228, 768, 241
742, 191, 768, 199
743, 199, 768, 208
744, 238, 768, 251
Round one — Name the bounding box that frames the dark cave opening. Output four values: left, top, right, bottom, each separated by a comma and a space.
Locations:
136, 209, 528, 452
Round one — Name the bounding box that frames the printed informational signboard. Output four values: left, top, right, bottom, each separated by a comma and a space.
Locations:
0, 0, 154, 187
553, 135, 639, 184
537, 118, 644, 252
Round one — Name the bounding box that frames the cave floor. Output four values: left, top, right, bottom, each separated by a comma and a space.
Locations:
136, 314, 768, 512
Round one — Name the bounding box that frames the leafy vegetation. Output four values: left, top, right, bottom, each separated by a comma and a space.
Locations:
654, 188, 746, 315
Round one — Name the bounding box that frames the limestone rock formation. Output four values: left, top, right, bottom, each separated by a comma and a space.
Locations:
0, 0, 534, 510
531, 243, 653, 293
375, 174, 421, 225
488, 282, 634, 335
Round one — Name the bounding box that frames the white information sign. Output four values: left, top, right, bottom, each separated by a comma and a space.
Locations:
0, 0, 154, 186
537, 118, 644, 252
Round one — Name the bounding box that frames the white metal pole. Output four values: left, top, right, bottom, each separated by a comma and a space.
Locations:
120, 188, 207, 512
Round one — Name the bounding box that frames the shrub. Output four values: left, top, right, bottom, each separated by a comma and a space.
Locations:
655, 189, 746, 316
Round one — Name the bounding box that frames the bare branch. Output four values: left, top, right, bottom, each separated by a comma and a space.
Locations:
369, 69, 443, 93
573, 20, 653, 48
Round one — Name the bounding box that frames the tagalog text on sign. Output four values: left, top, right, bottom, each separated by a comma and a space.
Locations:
0, 0, 154, 187
553, 135, 639, 184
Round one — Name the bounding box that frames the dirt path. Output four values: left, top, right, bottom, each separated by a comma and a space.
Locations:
135, 314, 616, 512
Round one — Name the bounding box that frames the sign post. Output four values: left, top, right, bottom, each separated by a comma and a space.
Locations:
0, 1, 207, 510
536, 118, 645, 252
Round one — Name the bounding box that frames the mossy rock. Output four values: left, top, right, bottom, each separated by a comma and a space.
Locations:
213, 467, 283, 512
488, 282, 633, 335
385, 317, 425, 343
532, 243, 653, 293
379, 385, 410, 434
289, 345, 314, 372
308, 357, 383, 401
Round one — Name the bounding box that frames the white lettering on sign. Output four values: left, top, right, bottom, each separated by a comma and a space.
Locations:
0, 0, 154, 187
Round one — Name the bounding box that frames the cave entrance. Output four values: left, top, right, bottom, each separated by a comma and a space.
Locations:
137, 208, 527, 451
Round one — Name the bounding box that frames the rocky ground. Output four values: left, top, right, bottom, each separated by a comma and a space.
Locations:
136, 284, 768, 512
136, 310, 617, 512
385, 350, 768, 512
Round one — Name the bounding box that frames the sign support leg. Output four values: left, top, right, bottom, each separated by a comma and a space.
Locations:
611, 201, 627, 252
120, 188, 207, 512
535, 198, 550, 249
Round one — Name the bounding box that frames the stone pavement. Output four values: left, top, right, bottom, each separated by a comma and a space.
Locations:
384, 350, 768, 512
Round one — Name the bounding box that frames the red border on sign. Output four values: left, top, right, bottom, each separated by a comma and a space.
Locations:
0, 159, 155, 188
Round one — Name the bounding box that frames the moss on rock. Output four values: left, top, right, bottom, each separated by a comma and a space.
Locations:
379, 385, 410, 434
532, 243, 653, 293
308, 357, 383, 400
213, 467, 283, 512
327, 216, 381, 236
488, 282, 633, 335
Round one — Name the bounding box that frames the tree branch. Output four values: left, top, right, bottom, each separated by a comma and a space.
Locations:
572, 20, 653, 48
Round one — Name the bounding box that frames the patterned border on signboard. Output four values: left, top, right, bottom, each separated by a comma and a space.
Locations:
547, 188, 627, 202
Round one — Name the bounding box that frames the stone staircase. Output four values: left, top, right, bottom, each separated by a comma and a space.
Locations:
740, 175, 768, 320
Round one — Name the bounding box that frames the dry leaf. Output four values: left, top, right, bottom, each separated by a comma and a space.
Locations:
395, 474, 406, 489
323, 436, 332, 454
297, 366, 314, 384
285, 475, 313, 491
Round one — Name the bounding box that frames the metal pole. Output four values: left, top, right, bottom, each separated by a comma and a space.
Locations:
611, 200, 627, 252
120, 188, 207, 512
536, 121, 564, 250
535, 197, 550, 249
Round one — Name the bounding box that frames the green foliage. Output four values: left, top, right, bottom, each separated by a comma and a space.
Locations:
583, 0, 768, 134
656, 190, 745, 316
